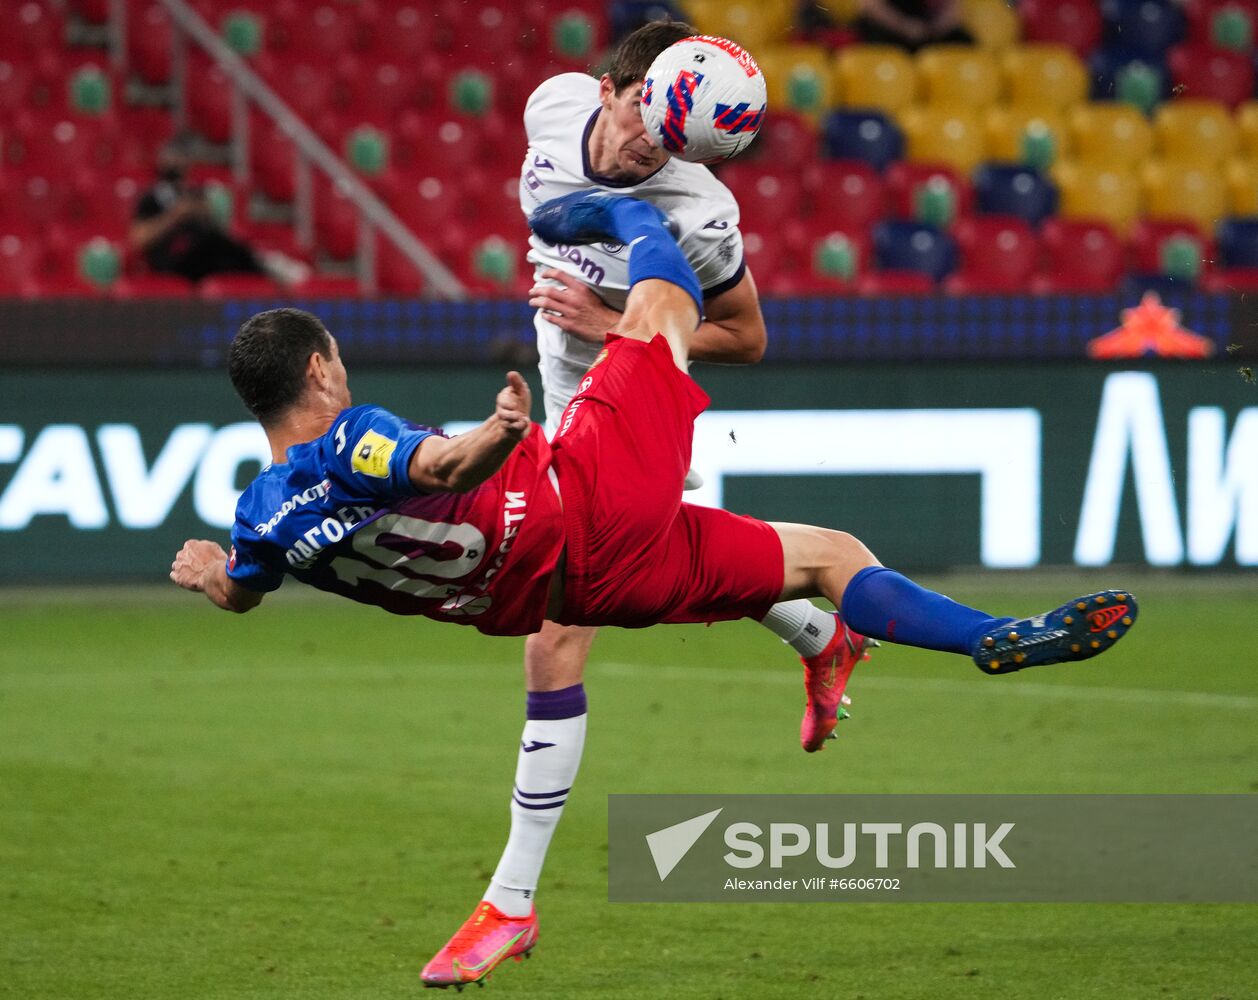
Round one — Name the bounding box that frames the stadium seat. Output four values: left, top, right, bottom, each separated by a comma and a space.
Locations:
1068, 103, 1155, 168
985, 106, 1070, 165
822, 110, 905, 171
128, 4, 174, 85
376, 238, 427, 295
833, 46, 917, 114
916, 46, 1002, 107
1035, 218, 1125, 292
1216, 216, 1258, 265
1202, 266, 1258, 291
252, 120, 297, 204
186, 58, 234, 145
336, 58, 420, 125
111, 274, 196, 298
854, 270, 937, 295
1141, 159, 1229, 232
747, 109, 819, 172
1020, 0, 1103, 57
363, 4, 441, 63
718, 164, 804, 231
293, 275, 362, 297
267, 61, 336, 124
759, 45, 833, 119
739, 227, 797, 292
198, 274, 284, 298
802, 228, 870, 285
685, 0, 791, 51
1088, 48, 1170, 104
1168, 43, 1255, 107
1155, 99, 1239, 164
1001, 45, 1089, 109
1101, 0, 1186, 57
3, 1, 62, 57
1225, 158, 1258, 214
962, 0, 1021, 50
900, 105, 986, 175
974, 164, 1059, 225
1053, 160, 1142, 233
801, 159, 889, 233
1237, 102, 1258, 156
946, 215, 1039, 292
315, 180, 361, 260
1184, 0, 1258, 46
872, 220, 958, 281
444, 2, 526, 59
884, 162, 973, 221
1129, 217, 1212, 273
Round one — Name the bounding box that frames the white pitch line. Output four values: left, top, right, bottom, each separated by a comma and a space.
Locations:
595, 662, 1258, 712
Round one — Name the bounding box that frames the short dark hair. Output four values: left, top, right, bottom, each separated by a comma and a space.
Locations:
606, 19, 695, 93
229, 307, 333, 426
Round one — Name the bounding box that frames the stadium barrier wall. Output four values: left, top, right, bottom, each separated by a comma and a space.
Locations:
1, 361, 1255, 583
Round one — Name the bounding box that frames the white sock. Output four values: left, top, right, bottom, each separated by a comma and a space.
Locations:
484, 699, 587, 918
759, 600, 837, 658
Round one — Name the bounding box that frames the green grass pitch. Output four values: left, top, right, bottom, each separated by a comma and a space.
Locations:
2, 575, 1257, 999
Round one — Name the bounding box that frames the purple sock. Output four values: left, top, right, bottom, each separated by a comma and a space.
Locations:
526, 683, 587, 720
840, 566, 1010, 655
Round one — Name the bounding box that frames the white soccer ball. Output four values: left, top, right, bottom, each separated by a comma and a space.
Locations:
640, 35, 768, 164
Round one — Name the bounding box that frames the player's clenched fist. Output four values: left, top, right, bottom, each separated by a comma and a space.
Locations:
496, 371, 532, 440
170, 538, 228, 591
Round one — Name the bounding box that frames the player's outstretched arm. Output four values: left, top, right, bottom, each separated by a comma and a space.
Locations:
170, 539, 264, 613
409, 371, 533, 493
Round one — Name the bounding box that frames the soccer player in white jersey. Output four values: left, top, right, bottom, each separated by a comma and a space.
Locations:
421, 22, 873, 988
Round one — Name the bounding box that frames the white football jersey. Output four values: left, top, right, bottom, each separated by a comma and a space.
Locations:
519, 73, 746, 430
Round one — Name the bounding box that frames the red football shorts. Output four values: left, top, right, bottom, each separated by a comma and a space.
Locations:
549, 334, 784, 628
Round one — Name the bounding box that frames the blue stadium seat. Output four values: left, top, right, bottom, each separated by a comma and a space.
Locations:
1216, 217, 1258, 267
974, 165, 1060, 225
822, 110, 905, 172
609, 1, 687, 41
1100, 0, 1185, 58
872, 221, 958, 281
1088, 47, 1171, 102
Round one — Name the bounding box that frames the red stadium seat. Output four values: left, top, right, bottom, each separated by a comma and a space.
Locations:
1129, 218, 1212, 273
315, 179, 362, 261
0, 233, 42, 295
377, 239, 428, 295
292, 275, 362, 297
1034, 218, 1125, 293
129, 4, 174, 85
745, 109, 818, 172
884, 162, 974, 222
335, 57, 420, 124
855, 270, 937, 295
444, 0, 525, 58
1202, 267, 1258, 291
1019, 0, 1102, 58
1185, 0, 1258, 45
0, 1, 63, 58
112, 274, 197, 298
252, 120, 297, 203
717, 164, 804, 231
187, 57, 234, 144
946, 216, 1039, 292
198, 274, 284, 298
271, 0, 351, 57
802, 160, 888, 233
362, 4, 442, 63
1169, 44, 1255, 107
390, 171, 460, 233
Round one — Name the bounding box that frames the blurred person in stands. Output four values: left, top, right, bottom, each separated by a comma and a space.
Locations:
853, 0, 973, 50
131, 135, 307, 284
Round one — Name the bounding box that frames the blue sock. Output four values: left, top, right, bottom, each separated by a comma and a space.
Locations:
839, 566, 1012, 655
606, 200, 703, 316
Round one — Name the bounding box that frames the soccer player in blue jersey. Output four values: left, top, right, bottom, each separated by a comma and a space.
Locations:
171, 190, 1139, 989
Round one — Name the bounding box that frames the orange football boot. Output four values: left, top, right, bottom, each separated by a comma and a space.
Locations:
800, 613, 875, 753
421, 901, 538, 990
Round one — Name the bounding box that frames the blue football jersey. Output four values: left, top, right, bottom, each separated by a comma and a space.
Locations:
227, 404, 566, 636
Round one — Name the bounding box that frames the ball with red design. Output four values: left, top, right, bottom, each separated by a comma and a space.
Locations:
639, 35, 768, 163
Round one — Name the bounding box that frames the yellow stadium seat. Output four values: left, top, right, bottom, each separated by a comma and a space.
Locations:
683, 0, 791, 50
824, 0, 862, 19
834, 45, 917, 114
901, 105, 987, 174
1001, 44, 1088, 109
1155, 100, 1239, 165
1225, 158, 1258, 215
985, 105, 1070, 162
1236, 102, 1258, 157
759, 45, 834, 119
916, 45, 1002, 106
1052, 160, 1142, 234
963, 0, 1021, 50
1068, 103, 1155, 168
1142, 159, 1228, 233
